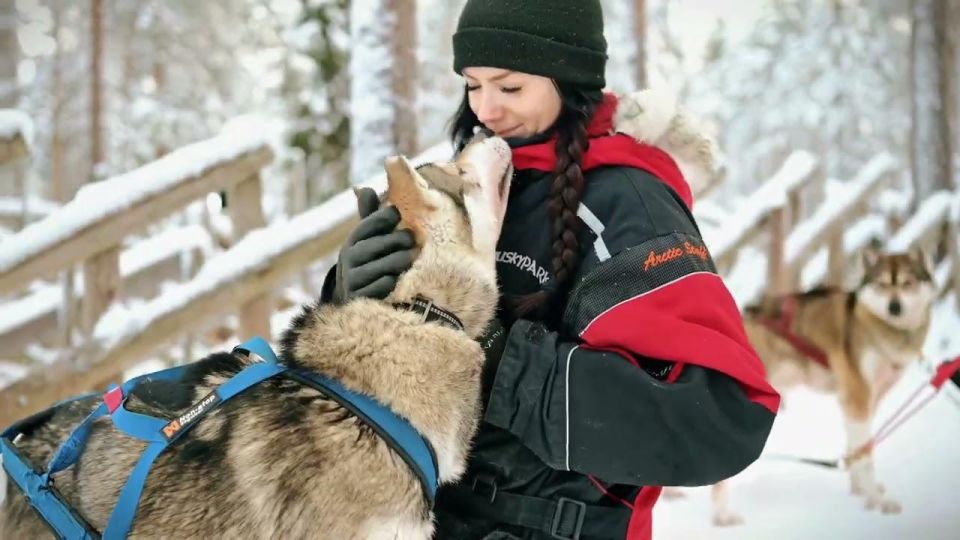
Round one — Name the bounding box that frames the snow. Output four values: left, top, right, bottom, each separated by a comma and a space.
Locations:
707, 151, 818, 260
786, 153, 898, 266
0, 196, 60, 220
0, 284, 63, 337
349, 0, 399, 184
121, 226, 214, 277
877, 188, 912, 220
0, 226, 214, 337
654, 297, 960, 539
887, 191, 953, 252
0, 109, 34, 148
799, 214, 888, 291
0, 127, 267, 275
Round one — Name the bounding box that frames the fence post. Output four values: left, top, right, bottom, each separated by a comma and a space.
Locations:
230, 171, 270, 340
79, 246, 121, 339
825, 228, 845, 288
767, 206, 790, 297
948, 200, 960, 303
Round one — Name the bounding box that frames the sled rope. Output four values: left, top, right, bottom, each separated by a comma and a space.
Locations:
765, 355, 960, 470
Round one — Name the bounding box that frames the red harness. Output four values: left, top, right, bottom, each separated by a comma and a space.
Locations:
757, 294, 831, 369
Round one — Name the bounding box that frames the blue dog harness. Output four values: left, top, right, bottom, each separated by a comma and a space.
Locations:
1, 336, 439, 539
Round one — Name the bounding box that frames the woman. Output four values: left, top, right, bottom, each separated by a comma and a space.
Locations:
323, 1, 779, 538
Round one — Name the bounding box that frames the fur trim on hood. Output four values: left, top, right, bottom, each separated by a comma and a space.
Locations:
613, 88, 721, 198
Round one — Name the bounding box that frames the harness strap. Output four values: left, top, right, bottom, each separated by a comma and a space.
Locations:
442, 481, 631, 540
2, 335, 441, 537
102, 337, 287, 538
285, 368, 440, 505
0, 438, 99, 539
758, 294, 830, 368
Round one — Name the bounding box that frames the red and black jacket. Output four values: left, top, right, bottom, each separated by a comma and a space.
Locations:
432, 97, 779, 540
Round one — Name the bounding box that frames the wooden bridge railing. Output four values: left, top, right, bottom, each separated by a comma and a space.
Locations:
0, 141, 451, 426
0, 131, 273, 349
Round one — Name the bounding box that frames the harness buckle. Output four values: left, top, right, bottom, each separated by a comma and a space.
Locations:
471, 473, 498, 503
419, 299, 433, 323
550, 497, 586, 540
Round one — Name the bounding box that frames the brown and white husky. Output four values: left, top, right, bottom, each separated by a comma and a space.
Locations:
698, 248, 937, 525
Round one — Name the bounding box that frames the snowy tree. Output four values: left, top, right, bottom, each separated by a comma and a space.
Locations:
287, 0, 351, 204
602, 0, 639, 93
89, 0, 104, 181
415, 0, 465, 150
0, 2, 16, 110
688, 0, 911, 202
350, 0, 418, 185
1, 0, 20, 199
949, 0, 960, 189
909, 0, 953, 206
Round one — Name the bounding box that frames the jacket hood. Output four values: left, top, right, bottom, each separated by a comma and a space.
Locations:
613, 87, 720, 199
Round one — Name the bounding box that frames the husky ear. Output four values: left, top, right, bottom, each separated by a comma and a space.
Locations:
862, 241, 882, 270
911, 245, 934, 279
384, 155, 430, 238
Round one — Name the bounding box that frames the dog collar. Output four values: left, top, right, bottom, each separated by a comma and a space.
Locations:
393, 296, 465, 332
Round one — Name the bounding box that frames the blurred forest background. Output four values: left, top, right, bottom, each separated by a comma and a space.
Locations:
3, 0, 955, 212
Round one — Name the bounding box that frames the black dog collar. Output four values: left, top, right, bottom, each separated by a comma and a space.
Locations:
393, 296, 465, 332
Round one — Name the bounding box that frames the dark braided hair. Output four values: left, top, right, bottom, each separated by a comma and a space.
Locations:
449, 83, 603, 322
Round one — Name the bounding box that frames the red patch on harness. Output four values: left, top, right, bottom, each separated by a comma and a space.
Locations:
104, 386, 124, 413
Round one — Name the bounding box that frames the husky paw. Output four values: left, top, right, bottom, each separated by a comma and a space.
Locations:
850, 481, 867, 496
712, 512, 744, 527
661, 487, 686, 500
865, 493, 902, 514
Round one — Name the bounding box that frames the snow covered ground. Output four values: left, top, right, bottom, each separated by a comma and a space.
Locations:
654, 297, 960, 540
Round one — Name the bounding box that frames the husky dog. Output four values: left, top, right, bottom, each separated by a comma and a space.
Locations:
706, 247, 936, 525
0, 133, 513, 539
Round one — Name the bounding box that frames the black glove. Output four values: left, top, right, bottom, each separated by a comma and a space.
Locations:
479, 318, 509, 398
331, 187, 415, 304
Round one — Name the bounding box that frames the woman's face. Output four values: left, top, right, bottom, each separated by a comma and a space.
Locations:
462, 67, 562, 139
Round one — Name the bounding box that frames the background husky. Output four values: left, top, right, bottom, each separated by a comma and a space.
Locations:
704, 247, 936, 525
0, 133, 513, 539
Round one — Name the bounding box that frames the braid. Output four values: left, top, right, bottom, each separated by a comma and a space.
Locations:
548, 109, 591, 289
510, 87, 600, 321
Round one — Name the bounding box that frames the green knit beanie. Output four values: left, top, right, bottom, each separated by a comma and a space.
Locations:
452, 0, 608, 89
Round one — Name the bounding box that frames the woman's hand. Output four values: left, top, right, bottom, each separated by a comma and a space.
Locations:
332, 187, 415, 304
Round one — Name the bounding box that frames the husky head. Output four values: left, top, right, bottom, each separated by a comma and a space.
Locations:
858, 246, 936, 330
381, 133, 513, 335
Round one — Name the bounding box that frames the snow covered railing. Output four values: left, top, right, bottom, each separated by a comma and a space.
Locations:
0, 226, 213, 355
0, 129, 273, 352
710, 150, 819, 268
0, 142, 452, 427
781, 153, 899, 292
0, 109, 31, 166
